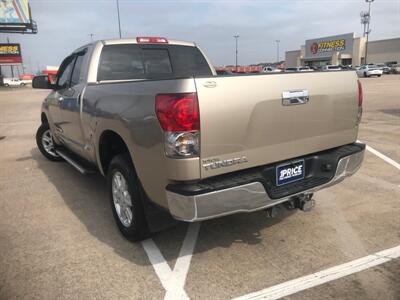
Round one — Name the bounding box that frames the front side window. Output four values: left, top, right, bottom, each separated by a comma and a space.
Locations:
57, 56, 76, 89
70, 49, 88, 86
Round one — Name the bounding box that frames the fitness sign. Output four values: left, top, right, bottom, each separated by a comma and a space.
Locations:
0, 43, 22, 65
305, 33, 354, 58
310, 39, 346, 55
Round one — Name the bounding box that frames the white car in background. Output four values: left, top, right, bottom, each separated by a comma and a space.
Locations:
284, 66, 314, 72
322, 65, 342, 71
357, 65, 383, 77
262, 66, 282, 73
3, 78, 26, 87
298, 66, 314, 72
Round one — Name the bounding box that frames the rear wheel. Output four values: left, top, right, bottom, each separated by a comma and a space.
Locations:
36, 123, 63, 161
108, 153, 149, 242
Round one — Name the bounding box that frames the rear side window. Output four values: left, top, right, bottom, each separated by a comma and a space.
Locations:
97, 44, 212, 81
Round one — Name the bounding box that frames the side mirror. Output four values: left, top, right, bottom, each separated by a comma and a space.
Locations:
32, 75, 55, 89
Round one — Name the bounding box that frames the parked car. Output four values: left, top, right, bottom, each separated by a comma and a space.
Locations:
284, 67, 313, 72
390, 64, 400, 74
3, 77, 26, 87
32, 37, 365, 242
321, 65, 342, 71
262, 66, 282, 73
284, 67, 298, 72
339, 65, 352, 70
356, 65, 383, 77
374, 63, 390, 74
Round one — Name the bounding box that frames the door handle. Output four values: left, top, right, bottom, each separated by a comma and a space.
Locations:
282, 90, 309, 106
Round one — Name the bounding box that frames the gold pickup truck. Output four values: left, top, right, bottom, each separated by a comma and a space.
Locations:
33, 37, 365, 241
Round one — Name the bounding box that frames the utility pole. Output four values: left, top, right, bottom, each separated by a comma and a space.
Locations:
364, 0, 374, 64
361, 0, 374, 64
7, 37, 14, 78
276, 40, 280, 63
116, 0, 122, 38
234, 34, 239, 72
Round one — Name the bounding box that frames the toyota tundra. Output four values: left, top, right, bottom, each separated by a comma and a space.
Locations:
33, 37, 365, 241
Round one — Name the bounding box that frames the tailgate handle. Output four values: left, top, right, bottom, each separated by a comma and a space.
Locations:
282, 90, 309, 106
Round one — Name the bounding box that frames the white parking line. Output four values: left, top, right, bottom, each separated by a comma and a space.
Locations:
364, 144, 400, 170
142, 222, 201, 300
233, 245, 400, 300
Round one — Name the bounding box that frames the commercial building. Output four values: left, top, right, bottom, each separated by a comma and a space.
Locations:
285, 33, 400, 68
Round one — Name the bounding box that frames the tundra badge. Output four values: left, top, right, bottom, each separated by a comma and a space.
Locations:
202, 156, 248, 170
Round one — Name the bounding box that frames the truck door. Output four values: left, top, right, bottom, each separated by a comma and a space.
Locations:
48, 55, 76, 142
57, 49, 88, 158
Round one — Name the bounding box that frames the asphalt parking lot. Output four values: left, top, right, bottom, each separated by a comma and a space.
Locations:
0, 75, 399, 300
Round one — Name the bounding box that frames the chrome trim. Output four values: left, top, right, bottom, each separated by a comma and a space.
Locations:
282, 89, 309, 106
167, 150, 364, 222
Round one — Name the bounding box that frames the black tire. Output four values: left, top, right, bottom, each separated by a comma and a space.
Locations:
107, 153, 149, 242
20, 82, 25, 86
4, 83, 9, 87
36, 123, 63, 161
364, 72, 368, 77
378, 75, 381, 77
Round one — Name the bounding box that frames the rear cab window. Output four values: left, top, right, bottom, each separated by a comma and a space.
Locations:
97, 44, 212, 81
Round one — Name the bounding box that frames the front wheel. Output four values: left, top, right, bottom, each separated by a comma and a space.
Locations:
108, 153, 149, 242
4, 83, 9, 87
36, 123, 63, 161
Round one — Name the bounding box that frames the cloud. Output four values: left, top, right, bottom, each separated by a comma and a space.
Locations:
2, 0, 399, 73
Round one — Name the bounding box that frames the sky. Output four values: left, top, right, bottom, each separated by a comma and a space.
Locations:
1, 0, 400, 74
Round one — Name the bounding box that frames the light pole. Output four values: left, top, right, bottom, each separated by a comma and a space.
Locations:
7, 37, 14, 78
116, 0, 122, 38
89, 33, 94, 42
276, 40, 280, 63
364, 0, 374, 64
234, 35, 239, 72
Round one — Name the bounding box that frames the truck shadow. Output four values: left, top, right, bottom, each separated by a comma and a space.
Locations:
31, 147, 295, 266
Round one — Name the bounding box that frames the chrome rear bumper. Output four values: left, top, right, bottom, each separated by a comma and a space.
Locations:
167, 149, 364, 222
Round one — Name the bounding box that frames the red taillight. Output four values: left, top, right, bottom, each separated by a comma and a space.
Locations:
136, 37, 168, 44
155, 93, 199, 132
357, 79, 363, 107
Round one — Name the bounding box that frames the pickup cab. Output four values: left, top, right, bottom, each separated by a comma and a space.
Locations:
33, 37, 365, 241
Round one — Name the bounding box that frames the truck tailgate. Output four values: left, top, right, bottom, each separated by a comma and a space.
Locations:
195, 71, 359, 178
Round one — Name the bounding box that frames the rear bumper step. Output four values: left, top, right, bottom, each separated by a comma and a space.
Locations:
166, 143, 365, 221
